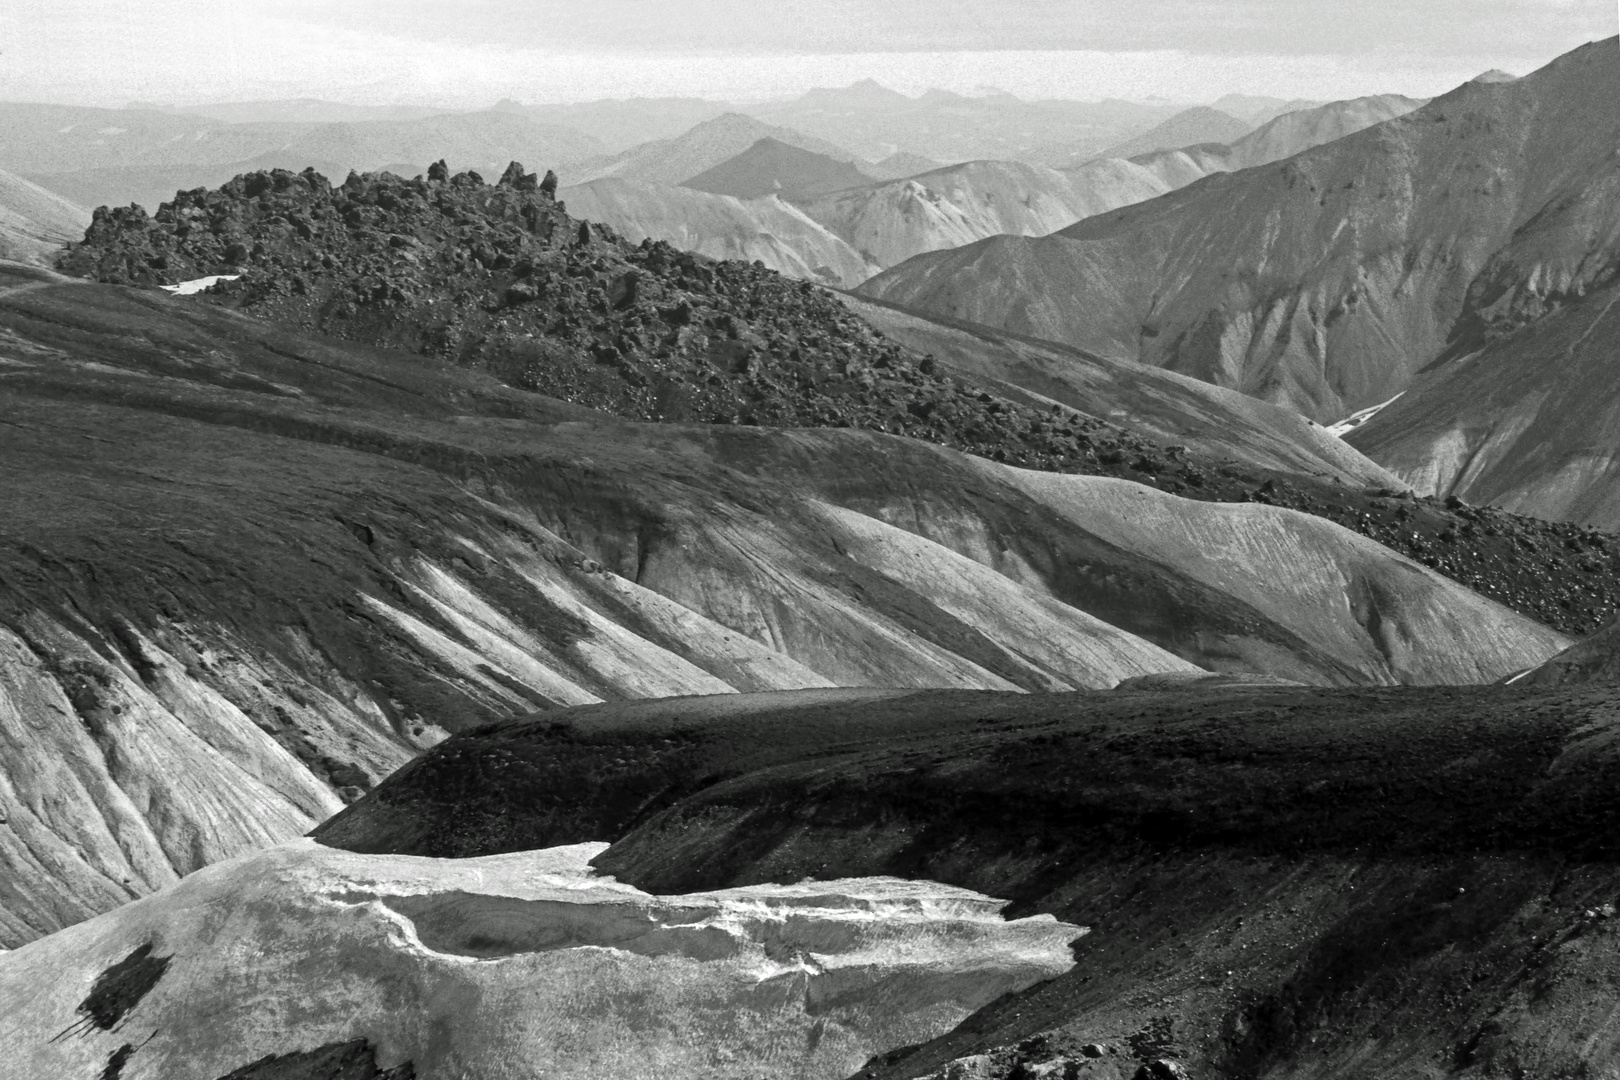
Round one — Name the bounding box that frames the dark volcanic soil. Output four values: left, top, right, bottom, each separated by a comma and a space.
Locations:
54, 166, 1620, 635
316, 685, 1620, 1080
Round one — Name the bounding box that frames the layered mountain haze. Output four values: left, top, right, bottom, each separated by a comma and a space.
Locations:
589, 93, 1429, 288
743, 82, 1179, 166
0, 102, 605, 215
559, 177, 876, 286
566, 112, 862, 187
861, 38, 1620, 424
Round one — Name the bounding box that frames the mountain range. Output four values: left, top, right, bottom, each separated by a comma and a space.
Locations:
0, 103, 604, 212
564, 112, 862, 187
860, 40, 1620, 429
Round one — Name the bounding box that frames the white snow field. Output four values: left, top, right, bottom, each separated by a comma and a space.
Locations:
0, 839, 1083, 1080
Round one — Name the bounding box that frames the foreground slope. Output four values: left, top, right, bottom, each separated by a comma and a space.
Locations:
861, 38, 1620, 421
0, 269, 1573, 944
559, 177, 877, 286
0, 839, 1080, 1080
318, 684, 1620, 1080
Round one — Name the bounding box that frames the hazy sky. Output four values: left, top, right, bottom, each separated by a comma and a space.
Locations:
3, 0, 1615, 106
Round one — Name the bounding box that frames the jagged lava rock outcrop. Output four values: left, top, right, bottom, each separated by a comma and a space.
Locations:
0, 839, 1081, 1080
860, 38, 1620, 422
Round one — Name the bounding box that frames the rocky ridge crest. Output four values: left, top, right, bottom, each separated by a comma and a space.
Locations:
55, 162, 1620, 635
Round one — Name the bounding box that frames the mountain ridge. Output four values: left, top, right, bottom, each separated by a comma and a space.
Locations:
858, 37, 1620, 423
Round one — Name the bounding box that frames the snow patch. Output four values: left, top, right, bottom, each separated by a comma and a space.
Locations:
1327, 392, 1404, 438
160, 274, 239, 296
0, 840, 1084, 1080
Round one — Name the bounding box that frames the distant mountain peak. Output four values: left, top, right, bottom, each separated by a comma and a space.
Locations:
681, 136, 872, 200
1471, 69, 1519, 83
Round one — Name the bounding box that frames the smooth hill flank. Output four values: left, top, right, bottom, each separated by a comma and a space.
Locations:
0, 268, 1578, 945
838, 293, 1402, 488
318, 684, 1620, 1079
0, 167, 89, 264
860, 37, 1620, 424
680, 137, 873, 200
1348, 278, 1620, 530
54, 163, 1620, 635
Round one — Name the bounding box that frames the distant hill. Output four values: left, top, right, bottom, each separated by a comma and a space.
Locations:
1124, 94, 1427, 188
866, 151, 945, 181
0, 166, 88, 263
798, 158, 1166, 271
559, 176, 876, 286
681, 138, 873, 200
1212, 93, 1327, 124
1092, 106, 1254, 161
861, 38, 1620, 424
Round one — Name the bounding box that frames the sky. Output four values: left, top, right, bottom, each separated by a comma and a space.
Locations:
2, 0, 1615, 107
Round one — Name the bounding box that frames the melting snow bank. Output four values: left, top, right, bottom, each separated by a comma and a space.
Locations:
1325, 392, 1404, 438
0, 839, 1082, 1080
158, 274, 239, 295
